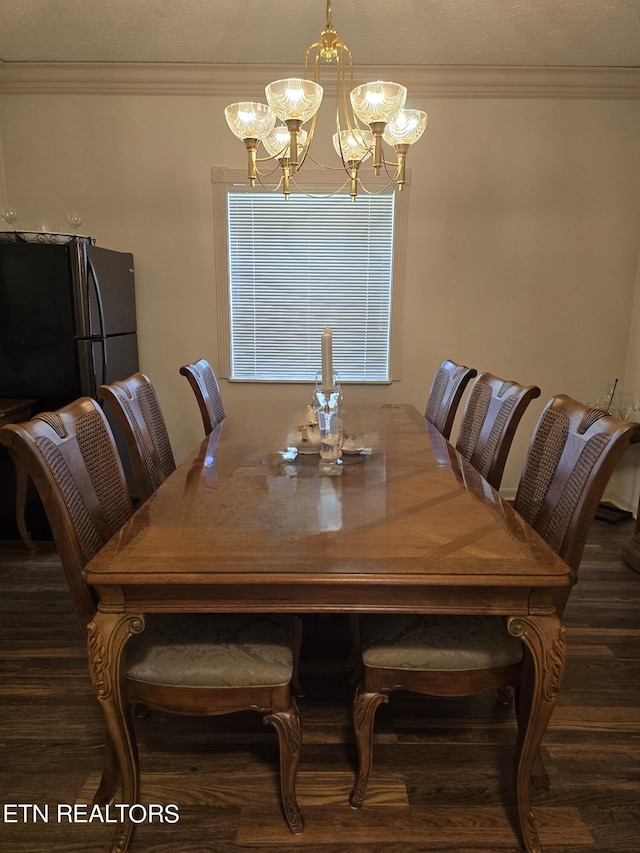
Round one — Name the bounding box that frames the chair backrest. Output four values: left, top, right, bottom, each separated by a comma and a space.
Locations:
514, 395, 640, 591
179, 358, 225, 436
98, 372, 176, 503
425, 359, 477, 439
455, 372, 541, 490
0, 398, 133, 623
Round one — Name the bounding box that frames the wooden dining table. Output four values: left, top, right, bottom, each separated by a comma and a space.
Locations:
84, 401, 571, 853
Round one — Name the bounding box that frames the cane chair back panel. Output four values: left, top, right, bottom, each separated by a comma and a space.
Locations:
514, 395, 640, 575
455, 373, 541, 490
98, 372, 176, 503
179, 358, 226, 436
0, 398, 132, 622
425, 360, 477, 440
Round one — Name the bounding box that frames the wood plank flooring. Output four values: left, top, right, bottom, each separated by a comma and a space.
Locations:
1, 519, 639, 852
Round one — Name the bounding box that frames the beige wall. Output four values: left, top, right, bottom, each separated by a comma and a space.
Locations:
1, 67, 640, 502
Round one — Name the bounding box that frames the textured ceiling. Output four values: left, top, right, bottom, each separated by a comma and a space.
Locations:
0, 0, 639, 68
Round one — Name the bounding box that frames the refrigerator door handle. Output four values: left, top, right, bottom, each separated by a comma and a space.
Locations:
88, 256, 109, 385
76, 339, 98, 399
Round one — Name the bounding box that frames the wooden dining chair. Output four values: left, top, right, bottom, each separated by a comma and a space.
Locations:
0, 397, 304, 842
349, 395, 640, 812
100, 371, 305, 697
179, 357, 226, 436
98, 372, 176, 503
455, 372, 541, 490
425, 359, 477, 440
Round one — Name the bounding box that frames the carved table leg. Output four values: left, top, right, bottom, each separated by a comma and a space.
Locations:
93, 729, 119, 806
87, 612, 145, 853
508, 614, 566, 853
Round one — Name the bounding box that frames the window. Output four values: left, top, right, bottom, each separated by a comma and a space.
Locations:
211, 167, 410, 383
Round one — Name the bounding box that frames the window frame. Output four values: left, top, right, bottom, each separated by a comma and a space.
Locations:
211, 166, 411, 383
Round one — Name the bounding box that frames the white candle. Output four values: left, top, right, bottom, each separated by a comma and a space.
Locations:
321, 327, 333, 389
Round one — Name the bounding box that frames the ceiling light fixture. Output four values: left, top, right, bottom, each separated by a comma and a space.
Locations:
224, 0, 427, 200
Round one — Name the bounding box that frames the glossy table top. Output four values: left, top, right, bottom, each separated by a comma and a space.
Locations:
85, 403, 570, 614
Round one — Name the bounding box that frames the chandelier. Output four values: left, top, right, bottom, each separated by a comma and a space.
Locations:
224, 0, 427, 200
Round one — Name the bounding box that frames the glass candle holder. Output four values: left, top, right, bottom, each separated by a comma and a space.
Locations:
313, 382, 343, 476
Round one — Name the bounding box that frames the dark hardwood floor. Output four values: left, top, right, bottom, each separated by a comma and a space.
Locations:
1, 519, 639, 852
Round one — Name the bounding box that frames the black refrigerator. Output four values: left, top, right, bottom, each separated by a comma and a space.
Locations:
0, 233, 139, 538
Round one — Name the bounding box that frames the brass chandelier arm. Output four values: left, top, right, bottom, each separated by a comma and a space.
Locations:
302, 149, 360, 172
290, 176, 352, 200
254, 172, 285, 195
373, 150, 408, 188
356, 177, 399, 196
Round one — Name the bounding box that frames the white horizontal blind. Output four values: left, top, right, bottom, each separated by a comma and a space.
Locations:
227, 191, 395, 382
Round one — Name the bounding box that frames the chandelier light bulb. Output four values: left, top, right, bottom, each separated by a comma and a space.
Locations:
382, 109, 428, 147
224, 102, 276, 140
262, 126, 309, 159
265, 79, 324, 123
350, 81, 407, 126
332, 129, 374, 162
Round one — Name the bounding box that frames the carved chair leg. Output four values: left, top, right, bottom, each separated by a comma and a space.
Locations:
349, 684, 389, 808
264, 700, 304, 834
531, 746, 551, 793
93, 729, 120, 806
15, 465, 37, 552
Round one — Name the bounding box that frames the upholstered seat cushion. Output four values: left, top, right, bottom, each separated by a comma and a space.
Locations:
126, 613, 293, 688
360, 614, 523, 671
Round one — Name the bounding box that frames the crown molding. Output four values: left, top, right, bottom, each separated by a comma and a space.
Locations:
1, 62, 639, 99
